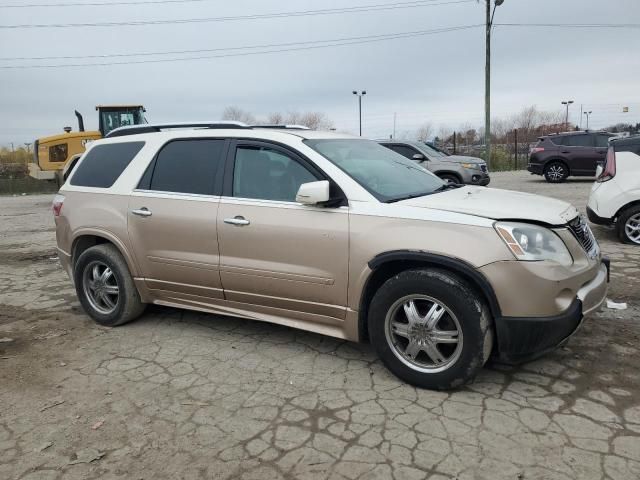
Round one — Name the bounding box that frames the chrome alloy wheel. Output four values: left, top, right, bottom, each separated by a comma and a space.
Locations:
625, 213, 640, 245
547, 164, 565, 181
384, 295, 463, 373
82, 261, 120, 315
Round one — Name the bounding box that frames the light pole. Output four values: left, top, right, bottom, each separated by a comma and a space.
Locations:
352, 90, 366, 136
485, 0, 505, 169
561, 100, 574, 129
584, 111, 593, 130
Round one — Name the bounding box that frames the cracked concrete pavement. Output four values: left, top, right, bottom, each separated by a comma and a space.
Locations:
1, 171, 639, 480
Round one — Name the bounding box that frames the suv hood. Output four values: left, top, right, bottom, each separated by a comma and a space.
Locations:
399, 186, 578, 225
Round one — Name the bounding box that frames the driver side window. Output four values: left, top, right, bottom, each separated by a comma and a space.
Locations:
232, 146, 319, 202
389, 145, 421, 161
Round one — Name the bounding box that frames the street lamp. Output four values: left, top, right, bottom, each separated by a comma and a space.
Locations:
561, 100, 574, 129
484, 0, 505, 169
352, 90, 366, 136
584, 111, 593, 130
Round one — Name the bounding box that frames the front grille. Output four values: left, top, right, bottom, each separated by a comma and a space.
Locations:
568, 215, 599, 258
480, 164, 488, 173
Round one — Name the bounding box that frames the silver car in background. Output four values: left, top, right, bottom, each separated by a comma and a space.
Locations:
379, 140, 490, 185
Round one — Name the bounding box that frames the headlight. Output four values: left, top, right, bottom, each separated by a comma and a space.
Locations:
494, 222, 573, 266
461, 163, 480, 169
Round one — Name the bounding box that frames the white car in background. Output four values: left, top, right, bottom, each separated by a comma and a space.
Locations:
587, 135, 640, 245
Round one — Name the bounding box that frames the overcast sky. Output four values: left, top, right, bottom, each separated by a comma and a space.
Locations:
1, 0, 638, 145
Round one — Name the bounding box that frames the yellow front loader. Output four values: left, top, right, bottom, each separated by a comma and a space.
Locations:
29, 105, 146, 182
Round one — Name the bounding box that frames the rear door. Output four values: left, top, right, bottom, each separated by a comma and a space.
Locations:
594, 134, 612, 168
127, 138, 227, 299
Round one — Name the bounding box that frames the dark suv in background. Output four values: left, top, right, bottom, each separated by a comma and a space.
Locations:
528, 131, 614, 183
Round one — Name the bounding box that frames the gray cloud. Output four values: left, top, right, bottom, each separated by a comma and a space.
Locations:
1, 0, 638, 145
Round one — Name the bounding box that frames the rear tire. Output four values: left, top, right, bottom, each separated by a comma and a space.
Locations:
617, 205, 640, 245
74, 244, 146, 327
544, 161, 569, 183
368, 269, 493, 390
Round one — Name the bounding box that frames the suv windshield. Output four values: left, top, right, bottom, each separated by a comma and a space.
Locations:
420, 143, 447, 158
305, 138, 445, 203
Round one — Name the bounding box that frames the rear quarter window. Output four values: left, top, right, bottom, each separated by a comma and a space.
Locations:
547, 136, 565, 145
70, 141, 145, 188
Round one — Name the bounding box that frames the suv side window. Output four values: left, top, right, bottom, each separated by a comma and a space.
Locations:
594, 135, 611, 148
145, 139, 225, 195
388, 144, 421, 160
232, 145, 318, 202
71, 141, 144, 188
565, 135, 593, 147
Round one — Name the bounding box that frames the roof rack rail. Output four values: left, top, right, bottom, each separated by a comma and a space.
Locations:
105, 121, 313, 138
252, 124, 311, 130
105, 121, 250, 138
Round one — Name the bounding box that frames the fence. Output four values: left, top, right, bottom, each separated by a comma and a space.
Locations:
447, 130, 535, 171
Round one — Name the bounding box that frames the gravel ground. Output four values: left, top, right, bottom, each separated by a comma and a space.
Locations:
1, 171, 639, 480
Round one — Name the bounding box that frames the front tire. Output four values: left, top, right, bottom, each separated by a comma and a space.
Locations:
74, 244, 146, 327
439, 173, 461, 185
544, 161, 569, 183
617, 205, 640, 245
369, 269, 493, 390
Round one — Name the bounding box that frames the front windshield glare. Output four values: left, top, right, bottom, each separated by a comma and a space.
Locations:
304, 139, 444, 202
421, 144, 446, 158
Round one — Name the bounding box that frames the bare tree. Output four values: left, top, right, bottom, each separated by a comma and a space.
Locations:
220, 106, 331, 131
266, 112, 284, 124
221, 106, 256, 124
415, 122, 434, 142
299, 112, 334, 130
437, 126, 453, 145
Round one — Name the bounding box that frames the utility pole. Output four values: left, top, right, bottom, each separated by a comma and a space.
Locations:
561, 100, 574, 129
352, 90, 366, 136
393, 112, 396, 139
484, 0, 505, 169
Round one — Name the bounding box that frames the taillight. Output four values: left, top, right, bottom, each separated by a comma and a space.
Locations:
52, 194, 65, 217
530, 147, 545, 154
597, 147, 616, 182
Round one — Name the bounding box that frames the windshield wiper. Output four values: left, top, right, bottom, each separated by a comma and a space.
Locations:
385, 191, 433, 203
385, 183, 462, 203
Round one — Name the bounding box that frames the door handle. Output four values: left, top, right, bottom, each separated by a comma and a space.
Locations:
131, 207, 152, 217
224, 216, 250, 226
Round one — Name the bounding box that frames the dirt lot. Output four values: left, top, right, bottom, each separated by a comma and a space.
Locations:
1, 171, 639, 480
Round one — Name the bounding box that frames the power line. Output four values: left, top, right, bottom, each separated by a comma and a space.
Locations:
0, 0, 474, 29
0, 0, 210, 7
496, 23, 640, 29
0, 26, 479, 61
0, 24, 482, 69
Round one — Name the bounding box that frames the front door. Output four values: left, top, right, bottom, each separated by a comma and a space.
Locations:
217, 141, 349, 321
128, 138, 227, 299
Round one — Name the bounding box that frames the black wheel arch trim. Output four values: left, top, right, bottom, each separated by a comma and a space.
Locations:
361, 250, 502, 341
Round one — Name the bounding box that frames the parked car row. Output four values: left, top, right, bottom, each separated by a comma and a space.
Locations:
54, 123, 609, 390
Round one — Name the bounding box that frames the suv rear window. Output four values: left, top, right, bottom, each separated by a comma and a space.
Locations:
143, 139, 225, 195
70, 141, 144, 188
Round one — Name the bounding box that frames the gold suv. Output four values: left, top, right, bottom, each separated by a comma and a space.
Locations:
53, 123, 609, 390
